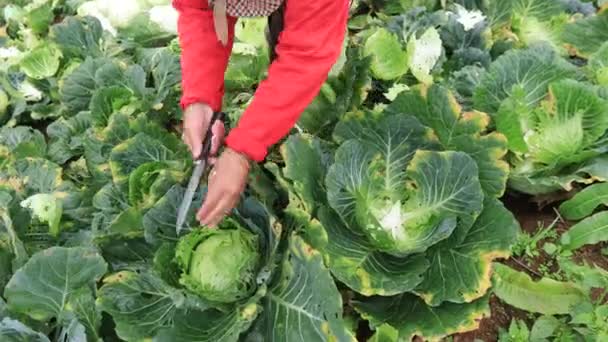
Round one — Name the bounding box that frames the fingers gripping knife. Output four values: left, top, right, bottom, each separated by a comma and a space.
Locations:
176, 111, 226, 235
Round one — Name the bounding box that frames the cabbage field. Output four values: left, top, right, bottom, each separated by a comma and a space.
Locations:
1, 0, 608, 341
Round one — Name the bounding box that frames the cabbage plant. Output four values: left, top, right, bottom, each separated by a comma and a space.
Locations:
95, 186, 356, 341
474, 44, 608, 194
275, 84, 519, 341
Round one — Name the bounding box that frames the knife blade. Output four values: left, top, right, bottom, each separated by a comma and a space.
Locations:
176, 158, 206, 234
176, 111, 225, 235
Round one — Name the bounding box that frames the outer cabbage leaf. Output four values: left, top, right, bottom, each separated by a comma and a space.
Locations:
143, 184, 202, 245
91, 183, 142, 237
297, 47, 371, 138
225, 50, 268, 91
563, 11, 608, 57
474, 0, 514, 29
279, 134, 335, 214
508, 155, 608, 195
155, 306, 258, 342
136, 47, 181, 105
97, 271, 212, 341
128, 161, 183, 209
0, 126, 47, 159
0, 188, 30, 272
83, 113, 174, 183
108, 132, 187, 185
89, 86, 137, 127
247, 236, 356, 342
386, 84, 509, 198
0, 317, 50, 342
367, 324, 399, 342
494, 87, 532, 154
24, 2, 54, 35
46, 112, 92, 164
7, 158, 86, 238
316, 206, 429, 296
3, 247, 107, 327
440, 11, 491, 71
60, 57, 144, 117
59, 58, 111, 112
509, 0, 568, 51
414, 198, 519, 305
50, 16, 104, 59
473, 44, 578, 114
13, 158, 62, 195
0, 89, 8, 122
588, 41, 608, 86
354, 293, 490, 342
118, 11, 177, 48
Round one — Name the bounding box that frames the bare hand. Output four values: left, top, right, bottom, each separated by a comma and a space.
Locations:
197, 148, 251, 227
182, 103, 225, 159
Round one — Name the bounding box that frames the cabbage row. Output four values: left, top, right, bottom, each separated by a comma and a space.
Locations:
1, 0, 607, 341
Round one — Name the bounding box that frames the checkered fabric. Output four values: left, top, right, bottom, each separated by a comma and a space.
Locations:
212, 0, 283, 17
211, 0, 283, 45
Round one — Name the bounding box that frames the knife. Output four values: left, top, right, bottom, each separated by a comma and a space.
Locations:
176, 111, 226, 235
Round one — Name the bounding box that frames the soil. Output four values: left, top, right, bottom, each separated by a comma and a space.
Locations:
452, 295, 531, 342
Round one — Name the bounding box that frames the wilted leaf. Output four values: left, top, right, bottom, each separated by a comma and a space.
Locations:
561, 211, 608, 251
492, 263, 586, 315
559, 183, 608, 220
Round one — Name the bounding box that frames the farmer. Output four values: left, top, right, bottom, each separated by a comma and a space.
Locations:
173, 0, 349, 227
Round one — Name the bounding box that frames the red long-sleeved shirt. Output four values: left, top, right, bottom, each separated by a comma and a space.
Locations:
172, 0, 349, 162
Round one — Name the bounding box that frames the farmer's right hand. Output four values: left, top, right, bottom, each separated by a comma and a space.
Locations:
182, 103, 225, 160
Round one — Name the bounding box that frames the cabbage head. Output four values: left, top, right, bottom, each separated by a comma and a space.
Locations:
176, 219, 260, 303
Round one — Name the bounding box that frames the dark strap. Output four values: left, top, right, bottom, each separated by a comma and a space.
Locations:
266, 3, 285, 63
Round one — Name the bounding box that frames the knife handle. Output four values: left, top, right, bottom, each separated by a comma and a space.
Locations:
197, 111, 226, 162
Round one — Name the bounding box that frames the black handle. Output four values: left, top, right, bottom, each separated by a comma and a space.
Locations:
197, 111, 226, 162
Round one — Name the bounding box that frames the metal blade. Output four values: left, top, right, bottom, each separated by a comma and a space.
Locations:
176, 159, 207, 235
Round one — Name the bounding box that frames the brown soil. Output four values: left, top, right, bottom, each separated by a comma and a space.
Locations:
452, 295, 531, 342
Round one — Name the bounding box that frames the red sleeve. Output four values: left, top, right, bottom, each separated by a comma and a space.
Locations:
173, 0, 237, 112
224, 0, 349, 162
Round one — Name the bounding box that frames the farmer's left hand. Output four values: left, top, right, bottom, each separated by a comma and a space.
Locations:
197, 148, 251, 227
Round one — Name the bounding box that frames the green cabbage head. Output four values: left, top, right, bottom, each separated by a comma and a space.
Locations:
175, 219, 260, 303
